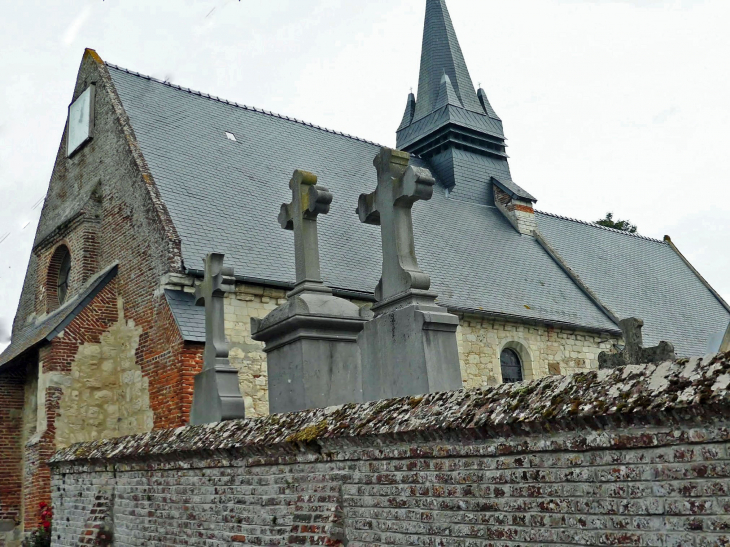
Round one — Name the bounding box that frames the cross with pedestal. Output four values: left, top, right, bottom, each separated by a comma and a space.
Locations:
251, 170, 368, 413
357, 147, 436, 303
278, 170, 333, 297
189, 252, 246, 425
355, 147, 462, 402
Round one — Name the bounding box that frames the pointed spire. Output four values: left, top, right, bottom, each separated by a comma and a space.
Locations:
434, 73, 463, 110
477, 87, 501, 121
412, 0, 482, 121
397, 92, 417, 131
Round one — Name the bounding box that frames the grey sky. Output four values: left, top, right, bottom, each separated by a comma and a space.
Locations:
1, 0, 728, 352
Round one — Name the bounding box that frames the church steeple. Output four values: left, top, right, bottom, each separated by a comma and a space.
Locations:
413, 0, 482, 120
396, 0, 507, 158
396, 0, 535, 207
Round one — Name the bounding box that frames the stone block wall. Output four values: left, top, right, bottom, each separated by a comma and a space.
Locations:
457, 313, 619, 388
50, 353, 730, 546
191, 285, 619, 416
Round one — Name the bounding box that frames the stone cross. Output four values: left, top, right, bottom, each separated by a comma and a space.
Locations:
357, 147, 435, 302
195, 253, 234, 367
190, 252, 246, 425
278, 170, 333, 296
722, 323, 730, 353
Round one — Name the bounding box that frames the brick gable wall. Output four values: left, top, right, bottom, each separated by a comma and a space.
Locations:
2, 50, 194, 539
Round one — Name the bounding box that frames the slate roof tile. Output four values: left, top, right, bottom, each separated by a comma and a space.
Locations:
536, 211, 730, 356
107, 64, 620, 338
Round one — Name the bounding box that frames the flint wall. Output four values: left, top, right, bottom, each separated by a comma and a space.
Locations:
50, 353, 730, 546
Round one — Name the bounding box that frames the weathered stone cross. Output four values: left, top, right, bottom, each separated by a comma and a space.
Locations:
357, 147, 436, 302
190, 252, 246, 425
278, 169, 333, 296
195, 252, 234, 367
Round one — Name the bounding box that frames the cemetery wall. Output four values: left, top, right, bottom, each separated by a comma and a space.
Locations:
50, 353, 730, 546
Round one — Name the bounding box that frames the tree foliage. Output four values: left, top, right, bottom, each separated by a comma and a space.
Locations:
596, 212, 638, 234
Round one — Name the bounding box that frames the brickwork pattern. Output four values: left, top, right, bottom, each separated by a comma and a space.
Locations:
4, 50, 195, 536
0, 371, 25, 546
49, 353, 730, 546
55, 300, 151, 449
494, 185, 537, 236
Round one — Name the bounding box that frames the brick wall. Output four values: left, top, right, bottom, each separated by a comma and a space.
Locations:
50, 353, 730, 546
0, 371, 24, 546
2, 49, 199, 536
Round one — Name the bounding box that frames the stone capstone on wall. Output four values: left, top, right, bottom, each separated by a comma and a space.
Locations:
50, 352, 730, 546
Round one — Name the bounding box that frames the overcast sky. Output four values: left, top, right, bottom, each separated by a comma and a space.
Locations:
1, 0, 728, 351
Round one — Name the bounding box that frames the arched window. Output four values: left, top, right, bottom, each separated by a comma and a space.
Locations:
57, 249, 71, 305
47, 245, 72, 311
500, 347, 523, 383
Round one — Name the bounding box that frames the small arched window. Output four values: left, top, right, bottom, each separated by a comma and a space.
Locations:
57, 249, 71, 305
500, 348, 523, 384
47, 245, 72, 311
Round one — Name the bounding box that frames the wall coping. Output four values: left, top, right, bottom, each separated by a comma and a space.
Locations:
50, 352, 730, 465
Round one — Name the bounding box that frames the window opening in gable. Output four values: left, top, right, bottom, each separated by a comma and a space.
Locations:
225, 131, 237, 141
47, 245, 72, 312
57, 250, 71, 305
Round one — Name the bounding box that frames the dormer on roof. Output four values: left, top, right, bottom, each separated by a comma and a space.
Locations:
396, 0, 534, 207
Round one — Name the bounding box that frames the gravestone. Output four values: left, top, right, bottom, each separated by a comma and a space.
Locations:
356, 147, 462, 401
708, 322, 730, 354
251, 170, 369, 413
189, 253, 247, 425
599, 317, 676, 369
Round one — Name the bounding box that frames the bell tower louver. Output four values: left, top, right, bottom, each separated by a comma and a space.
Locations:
397, 0, 535, 206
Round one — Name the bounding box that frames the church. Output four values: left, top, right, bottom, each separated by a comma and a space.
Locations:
1, 0, 728, 541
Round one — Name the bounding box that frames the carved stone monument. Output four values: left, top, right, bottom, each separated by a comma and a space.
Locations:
251, 170, 369, 414
356, 147, 462, 401
190, 253, 247, 425
708, 322, 730, 354
599, 317, 676, 369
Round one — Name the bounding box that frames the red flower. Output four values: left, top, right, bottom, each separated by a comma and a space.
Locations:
42, 521, 51, 531
39, 502, 48, 509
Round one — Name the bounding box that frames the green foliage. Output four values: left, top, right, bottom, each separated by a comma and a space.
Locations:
596, 212, 638, 234
22, 503, 52, 547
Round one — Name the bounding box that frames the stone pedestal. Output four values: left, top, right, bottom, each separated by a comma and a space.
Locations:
359, 290, 462, 402
251, 291, 369, 414
190, 360, 247, 425
189, 252, 246, 426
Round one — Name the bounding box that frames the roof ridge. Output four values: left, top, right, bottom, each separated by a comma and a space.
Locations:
105, 62, 385, 148
535, 209, 664, 243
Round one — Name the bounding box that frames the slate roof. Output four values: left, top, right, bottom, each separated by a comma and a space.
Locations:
165, 289, 205, 343
0, 265, 118, 370
107, 65, 619, 336
536, 212, 730, 357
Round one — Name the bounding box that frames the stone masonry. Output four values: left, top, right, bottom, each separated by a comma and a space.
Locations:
51, 352, 730, 546
457, 313, 620, 388
188, 285, 620, 417
54, 300, 152, 449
